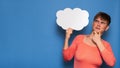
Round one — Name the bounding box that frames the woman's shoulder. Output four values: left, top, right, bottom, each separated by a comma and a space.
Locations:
102, 39, 111, 47
75, 34, 85, 38
74, 34, 86, 41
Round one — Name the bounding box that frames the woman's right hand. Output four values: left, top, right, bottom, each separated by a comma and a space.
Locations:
65, 28, 73, 39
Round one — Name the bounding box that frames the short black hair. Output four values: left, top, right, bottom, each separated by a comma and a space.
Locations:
94, 12, 111, 25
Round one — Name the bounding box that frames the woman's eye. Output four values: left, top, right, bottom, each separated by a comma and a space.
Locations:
101, 22, 106, 24
95, 20, 99, 22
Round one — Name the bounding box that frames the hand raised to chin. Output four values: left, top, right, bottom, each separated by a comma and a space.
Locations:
91, 31, 102, 45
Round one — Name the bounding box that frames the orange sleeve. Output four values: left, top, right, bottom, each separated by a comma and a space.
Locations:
63, 36, 79, 61
101, 42, 116, 67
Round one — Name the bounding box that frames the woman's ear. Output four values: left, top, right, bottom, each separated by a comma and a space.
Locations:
105, 26, 109, 31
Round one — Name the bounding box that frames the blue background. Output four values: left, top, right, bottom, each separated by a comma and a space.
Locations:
0, 0, 119, 68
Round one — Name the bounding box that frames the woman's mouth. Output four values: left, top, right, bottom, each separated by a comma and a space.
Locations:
95, 27, 100, 30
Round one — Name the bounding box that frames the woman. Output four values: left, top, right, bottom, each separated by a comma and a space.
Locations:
63, 12, 116, 68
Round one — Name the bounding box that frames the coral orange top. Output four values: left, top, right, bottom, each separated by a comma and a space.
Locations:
63, 35, 116, 68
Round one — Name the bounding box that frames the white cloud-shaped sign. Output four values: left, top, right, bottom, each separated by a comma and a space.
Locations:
56, 8, 89, 31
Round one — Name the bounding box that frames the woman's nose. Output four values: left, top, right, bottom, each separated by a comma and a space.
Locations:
97, 22, 101, 26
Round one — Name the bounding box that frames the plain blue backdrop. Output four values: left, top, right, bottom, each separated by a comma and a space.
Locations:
0, 0, 119, 68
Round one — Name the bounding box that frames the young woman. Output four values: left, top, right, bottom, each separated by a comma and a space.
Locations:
63, 12, 116, 68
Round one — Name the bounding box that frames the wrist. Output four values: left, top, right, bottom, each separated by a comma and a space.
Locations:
95, 39, 102, 44
96, 41, 105, 51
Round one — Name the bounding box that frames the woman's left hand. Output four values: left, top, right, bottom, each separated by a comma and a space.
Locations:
92, 31, 102, 44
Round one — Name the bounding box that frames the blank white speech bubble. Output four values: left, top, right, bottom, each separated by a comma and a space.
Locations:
56, 8, 89, 31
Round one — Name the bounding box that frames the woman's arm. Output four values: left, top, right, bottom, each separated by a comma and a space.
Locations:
100, 42, 116, 67
63, 28, 77, 61
63, 28, 73, 49
91, 31, 116, 66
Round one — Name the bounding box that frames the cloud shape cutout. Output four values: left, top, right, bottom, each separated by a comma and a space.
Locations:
56, 8, 89, 31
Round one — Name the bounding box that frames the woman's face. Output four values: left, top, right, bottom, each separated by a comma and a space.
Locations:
92, 17, 109, 34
